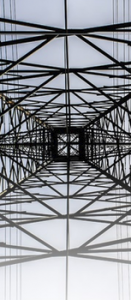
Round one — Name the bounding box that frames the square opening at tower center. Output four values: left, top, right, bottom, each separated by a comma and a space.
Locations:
57, 133, 79, 156
51, 127, 85, 161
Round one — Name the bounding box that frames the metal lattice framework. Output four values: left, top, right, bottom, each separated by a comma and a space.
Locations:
1, 2, 131, 299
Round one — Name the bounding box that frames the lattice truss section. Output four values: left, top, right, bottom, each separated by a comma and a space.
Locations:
0, 17, 131, 275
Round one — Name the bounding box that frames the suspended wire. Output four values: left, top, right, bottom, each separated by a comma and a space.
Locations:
0, 1, 6, 300
1, 0, 131, 300
9, 0, 13, 298
119, 2, 125, 299
2, 0, 20, 299
127, 0, 131, 298
64, 0, 70, 299
122, 2, 131, 300
2, 1, 8, 299
113, 1, 122, 300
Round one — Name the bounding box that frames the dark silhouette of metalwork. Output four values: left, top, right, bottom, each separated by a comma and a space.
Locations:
1, 1, 131, 298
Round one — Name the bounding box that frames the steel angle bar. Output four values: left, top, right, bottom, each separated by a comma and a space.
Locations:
0, 71, 57, 83
0, 181, 50, 215
0, 92, 62, 141
87, 159, 131, 192
79, 204, 131, 216
70, 253, 131, 265
0, 242, 52, 253
0, 74, 60, 120
77, 36, 131, 75
0, 93, 46, 126
69, 21, 131, 34
0, 17, 61, 31
73, 177, 128, 217
85, 93, 131, 128
0, 159, 53, 199
77, 206, 131, 250
0, 35, 56, 78
75, 72, 130, 114
0, 149, 64, 198
0, 34, 58, 47
86, 33, 131, 46
0, 171, 62, 216
0, 212, 57, 251
71, 216, 130, 227
0, 252, 54, 268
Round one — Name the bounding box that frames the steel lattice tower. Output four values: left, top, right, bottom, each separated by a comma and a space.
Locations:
1, 0, 131, 299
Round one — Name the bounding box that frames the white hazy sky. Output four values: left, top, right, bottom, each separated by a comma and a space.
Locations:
0, 1, 131, 300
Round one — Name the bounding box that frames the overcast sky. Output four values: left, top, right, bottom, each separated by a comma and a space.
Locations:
1, 1, 131, 300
